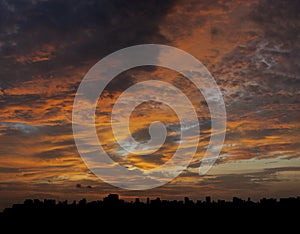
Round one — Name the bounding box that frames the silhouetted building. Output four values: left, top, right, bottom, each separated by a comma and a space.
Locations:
184, 197, 189, 205
151, 197, 161, 206
103, 194, 123, 207
44, 199, 55, 206
24, 199, 33, 206
233, 197, 243, 205
79, 198, 86, 205
260, 198, 277, 206
104, 193, 119, 202
217, 199, 225, 205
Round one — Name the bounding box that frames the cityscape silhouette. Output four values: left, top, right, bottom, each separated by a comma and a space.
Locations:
1, 194, 299, 221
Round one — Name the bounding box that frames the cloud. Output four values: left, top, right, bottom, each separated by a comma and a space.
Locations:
202, 166, 300, 191
250, 0, 300, 42
0, 0, 177, 66
0, 122, 38, 133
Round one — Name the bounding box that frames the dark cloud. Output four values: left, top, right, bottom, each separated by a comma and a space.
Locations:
0, 0, 176, 68
0, 167, 19, 173
198, 173, 275, 190
34, 148, 74, 159
196, 166, 300, 191
250, 0, 300, 42
0, 0, 178, 129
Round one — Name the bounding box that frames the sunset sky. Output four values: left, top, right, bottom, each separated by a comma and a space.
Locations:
0, 0, 299, 210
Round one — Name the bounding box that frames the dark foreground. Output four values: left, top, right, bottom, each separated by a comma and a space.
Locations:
1, 194, 299, 228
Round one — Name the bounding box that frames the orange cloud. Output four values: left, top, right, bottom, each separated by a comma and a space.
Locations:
15, 44, 57, 64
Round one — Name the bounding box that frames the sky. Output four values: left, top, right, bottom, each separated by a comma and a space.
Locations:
0, 0, 299, 210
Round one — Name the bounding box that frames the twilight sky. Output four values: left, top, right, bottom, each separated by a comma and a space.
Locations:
0, 0, 299, 210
